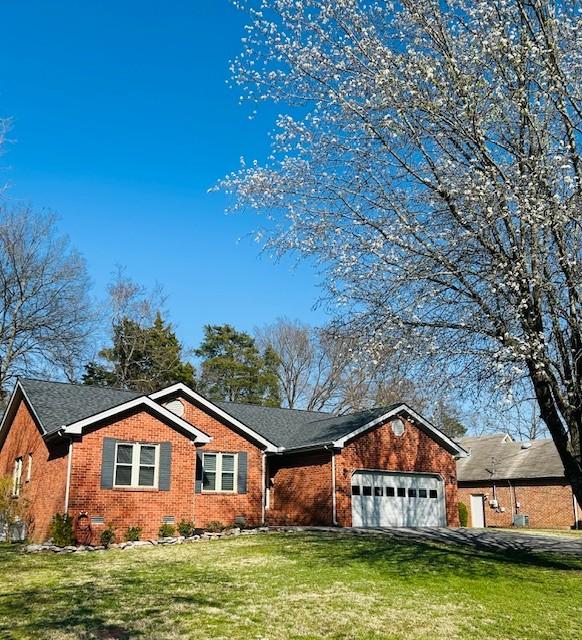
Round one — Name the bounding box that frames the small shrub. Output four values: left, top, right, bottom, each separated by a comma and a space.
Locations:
458, 502, 469, 527
50, 513, 75, 546
100, 525, 116, 547
177, 519, 195, 537
124, 526, 142, 542
159, 523, 176, 538
206, 520, 224, 533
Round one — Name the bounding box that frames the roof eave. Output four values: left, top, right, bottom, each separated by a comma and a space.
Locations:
62, 396, 211, 443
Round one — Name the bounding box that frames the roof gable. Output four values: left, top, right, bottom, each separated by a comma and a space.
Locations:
1, 379, 210, 444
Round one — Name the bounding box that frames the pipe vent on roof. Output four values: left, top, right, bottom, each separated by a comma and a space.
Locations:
521, 442, 532, 449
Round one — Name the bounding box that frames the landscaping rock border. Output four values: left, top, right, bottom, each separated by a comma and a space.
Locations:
22, 526, 271, 554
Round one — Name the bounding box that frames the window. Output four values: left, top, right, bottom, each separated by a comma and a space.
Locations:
362, 485, 372, 496
12, 457, 23, 497
418, 489, 428, 498
408, 488, 417, 498
385, 486, 395, 497
429, 489, 438, 499
374, 486, 383, 497
351, 485, 361, 496
26, 453, 32, 482
202, 453, 238, 492
114, 443, 159, 489
397, 487, 406, 497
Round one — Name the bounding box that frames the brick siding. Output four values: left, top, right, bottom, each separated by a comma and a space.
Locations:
335, 418, 459, 527
0, 399, 68, 542
265, 416, 459, 527
68, 409, 198, 542
267, 450, 333, 526
178, 397, 265, 528
458, 481, 581, 529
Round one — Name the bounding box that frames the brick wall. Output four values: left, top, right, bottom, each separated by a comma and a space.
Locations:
68, 409, 198, 542
335, 418, 459, 527
267, 450, 333, 526
178, 397, 265, 528
458, 481, 581, 529
264, 416, 459, 527
0, 399, 68, 542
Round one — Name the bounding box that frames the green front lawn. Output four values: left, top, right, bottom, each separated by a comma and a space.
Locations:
0, 532, 580, 640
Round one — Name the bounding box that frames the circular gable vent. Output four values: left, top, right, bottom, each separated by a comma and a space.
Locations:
391, 418, 405, 437
163, 399, 185, 417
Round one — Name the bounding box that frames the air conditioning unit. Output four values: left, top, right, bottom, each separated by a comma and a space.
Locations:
513, 514, 529, 527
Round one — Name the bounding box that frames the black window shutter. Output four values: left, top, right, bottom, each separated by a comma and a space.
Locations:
195, 449, 203, 493
237, 452, 248, 494
101, 438, 116, 489
159, 442, 172, 491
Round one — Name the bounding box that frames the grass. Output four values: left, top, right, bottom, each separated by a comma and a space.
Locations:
0, 532, 581, 640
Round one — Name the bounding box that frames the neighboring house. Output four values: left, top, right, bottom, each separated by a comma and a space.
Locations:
457, 434, 581, 530
0, 378, 466, 542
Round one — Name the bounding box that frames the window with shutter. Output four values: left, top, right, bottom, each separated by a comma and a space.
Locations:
202, 452, 238, 492
113, 442, 160, 489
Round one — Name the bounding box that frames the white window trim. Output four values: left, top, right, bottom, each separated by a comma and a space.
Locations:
12, 457, 23, 497
113, 442, 160, 489
202, 452, 238, 493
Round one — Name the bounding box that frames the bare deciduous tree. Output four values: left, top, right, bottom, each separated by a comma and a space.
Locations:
256, 318, 446, 415
222, 0, 582, 503
0, 206, 93, 400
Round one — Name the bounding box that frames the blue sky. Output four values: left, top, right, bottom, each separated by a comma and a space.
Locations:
0, 1, 325, 350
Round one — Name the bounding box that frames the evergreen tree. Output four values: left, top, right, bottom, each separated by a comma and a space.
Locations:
83, 312, 195, 393
434, 400, 467, 440
196, 324, 281, 406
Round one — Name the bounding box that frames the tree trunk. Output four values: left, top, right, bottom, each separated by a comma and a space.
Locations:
529, 368, 582, 519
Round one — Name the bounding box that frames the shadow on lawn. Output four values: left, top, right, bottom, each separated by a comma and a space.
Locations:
0, 549, 224, 640
282, 530, 582, 576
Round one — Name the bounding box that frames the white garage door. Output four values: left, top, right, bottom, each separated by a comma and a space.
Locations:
351, 470, 446, 527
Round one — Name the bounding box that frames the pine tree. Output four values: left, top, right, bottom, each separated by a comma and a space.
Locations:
196, 324, 281, 406
83, 312, 195, 393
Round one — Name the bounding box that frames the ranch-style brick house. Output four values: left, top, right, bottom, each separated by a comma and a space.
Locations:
457, 434, 581, 530
0, 378, 466, 542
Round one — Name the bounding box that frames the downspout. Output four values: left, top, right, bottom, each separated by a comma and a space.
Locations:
64, 437, 73, 514
261, 452, 266, 526
573, 488, 580, 530
330, 447, 337, 526
507, 480, 514, 524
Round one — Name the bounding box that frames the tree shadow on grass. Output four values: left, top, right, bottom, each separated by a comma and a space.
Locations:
0, 557, 227, 640
277, 530, 582, 577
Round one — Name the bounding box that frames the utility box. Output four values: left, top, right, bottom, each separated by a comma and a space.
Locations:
513, 514, 529, 527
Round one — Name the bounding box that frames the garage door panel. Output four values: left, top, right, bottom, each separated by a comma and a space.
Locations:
351, 471, 445, 528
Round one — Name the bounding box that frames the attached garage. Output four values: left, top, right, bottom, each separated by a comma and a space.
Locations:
351, 470, 446, 527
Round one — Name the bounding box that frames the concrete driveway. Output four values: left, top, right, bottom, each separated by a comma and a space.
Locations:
280, 526, 582, 556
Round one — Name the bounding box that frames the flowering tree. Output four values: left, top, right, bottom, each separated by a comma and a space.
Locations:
221, 0, 582, 504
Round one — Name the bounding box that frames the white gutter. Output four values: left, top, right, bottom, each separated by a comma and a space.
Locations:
64, 437, 73, 514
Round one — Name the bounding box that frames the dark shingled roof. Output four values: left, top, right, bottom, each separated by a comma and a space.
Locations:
19, 378, 141, 435
12, 379, 457, 453
216, 402, 398, 449
456, 434, 565, 481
